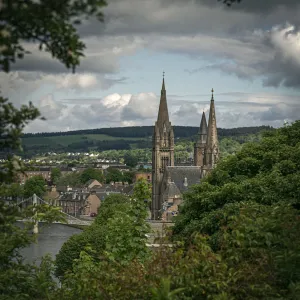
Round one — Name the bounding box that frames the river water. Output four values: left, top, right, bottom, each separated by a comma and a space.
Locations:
19, 222, 82, 264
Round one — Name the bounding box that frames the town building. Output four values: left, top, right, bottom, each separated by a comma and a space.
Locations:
151, 77, 219, 220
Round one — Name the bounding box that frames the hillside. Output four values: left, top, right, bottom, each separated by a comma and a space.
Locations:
19, 125, 273, 157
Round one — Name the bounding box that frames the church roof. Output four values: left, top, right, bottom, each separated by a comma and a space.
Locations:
166, 166, 201, 193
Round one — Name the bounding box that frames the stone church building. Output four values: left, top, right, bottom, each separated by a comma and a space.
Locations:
151, 77, 219, 220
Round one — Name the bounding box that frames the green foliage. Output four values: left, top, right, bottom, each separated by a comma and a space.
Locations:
79, 167, 104, 184
57, 172, 82, 187
51, 167, 62, 185
124, 152, 139, 167
14, 126, 271, 157
173, 120, 300, 241
55, 202, 300, 299
0, 0, 111, 298
105, 167, 124, 183
23, 175, 46, 198
122, 170, 135, 184
55, 182, 151, 278
0, 0, 107, 73
55, 194, 131, 277
0, 183, 24, 198
0, 97, 41, 184
24, 204, 67, 226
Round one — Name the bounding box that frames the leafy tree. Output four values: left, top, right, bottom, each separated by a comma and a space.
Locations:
51, 167, 61, 185
0, 97, 41, 184
57, 172, 82, 187
173, 120, 300, 244
122, 170, 135, 184
55, 194, 131, 278
0, 183, 24, 199
79, 168, 104, 184
55, 181, 151, 279
0, 0, 108, 298
23, 175, 46, 198
56, 201, 300, 299
1, 0, 107, 73
124, 152, 139, 168
105, 167, 124, 183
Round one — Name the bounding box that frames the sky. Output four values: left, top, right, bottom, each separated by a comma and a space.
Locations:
2, 0, 300, 133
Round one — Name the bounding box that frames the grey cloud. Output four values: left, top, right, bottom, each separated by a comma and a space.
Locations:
11, 42, 119, 74
179, 24, 300, 89
196, 0, 300, 14
22, 89, 299, 133
121, 93, 158, 120
251, 102, 300, 122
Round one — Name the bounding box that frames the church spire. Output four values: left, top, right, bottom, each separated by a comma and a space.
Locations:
157, 72, 169, 125
206, 89, 219, 164
206, 88, 218, 148
199, 111, 208, 136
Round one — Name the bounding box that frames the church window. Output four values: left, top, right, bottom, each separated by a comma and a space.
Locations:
160, 156, 169, 173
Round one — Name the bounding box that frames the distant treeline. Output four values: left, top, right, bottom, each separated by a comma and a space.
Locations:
22, 125, 273, 139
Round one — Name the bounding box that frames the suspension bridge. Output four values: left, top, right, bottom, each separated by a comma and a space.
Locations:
16, 194, 93, 232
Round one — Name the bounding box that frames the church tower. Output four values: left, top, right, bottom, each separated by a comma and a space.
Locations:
151, 75, 174, 220
194, 111, 207, 167
205, 89, 219, 167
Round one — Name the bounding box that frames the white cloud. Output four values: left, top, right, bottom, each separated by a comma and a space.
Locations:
57, 73, 98, 89
21, 89, 300, 133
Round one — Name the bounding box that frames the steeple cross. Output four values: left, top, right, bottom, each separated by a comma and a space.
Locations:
163, 71, 165, 78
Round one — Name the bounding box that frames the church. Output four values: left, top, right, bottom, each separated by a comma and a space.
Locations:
151, 77, 219, 220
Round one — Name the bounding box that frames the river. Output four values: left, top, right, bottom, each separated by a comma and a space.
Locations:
19, 222, 82, 264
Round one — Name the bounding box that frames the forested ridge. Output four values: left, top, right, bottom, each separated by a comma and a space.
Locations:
22, 125, 273, 138
14, 125, 274, 157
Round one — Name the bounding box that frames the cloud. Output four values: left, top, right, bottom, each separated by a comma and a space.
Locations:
122, 93, 158, 120
181, 24, 300, 88
10, 35, 145, 74
21, 89, 300, 133
196, 0, 300, 14
3, 0, 300, 91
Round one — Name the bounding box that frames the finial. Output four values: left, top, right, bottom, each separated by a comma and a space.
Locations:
211, 88, 214, 100
163, 71, 165, 78
211, 88, 214, 94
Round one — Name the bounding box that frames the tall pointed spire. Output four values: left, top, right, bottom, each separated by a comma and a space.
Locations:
206, 88, 218, 149
157, 72, 169, 125
199, 111, 208, 136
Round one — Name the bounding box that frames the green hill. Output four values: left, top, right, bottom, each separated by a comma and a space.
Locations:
18, 125, 273, 157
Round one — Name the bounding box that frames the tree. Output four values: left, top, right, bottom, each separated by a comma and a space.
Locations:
173, 121, 300, 244
105, 167, 124, 183
57, 172, 82, 187
55, 194, 131, 278
55, 182, 152, 279
124, 152, 139, 168
79, 168, 104, 184
23, 175, 46, 198
0, 1, 108, 298
51, 167, 61, 185
122, 170, 135, 184
1, 0, 107, 73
